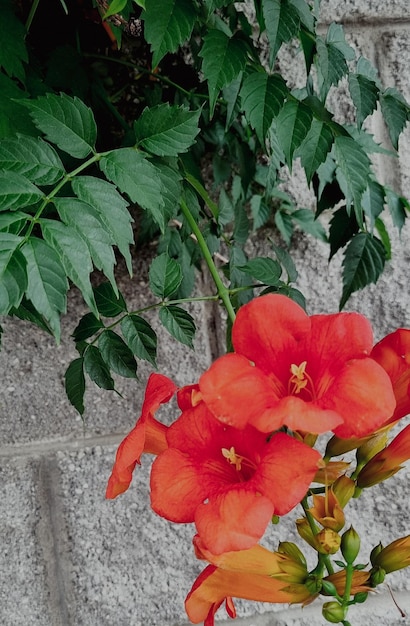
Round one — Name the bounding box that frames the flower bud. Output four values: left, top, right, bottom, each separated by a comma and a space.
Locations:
317, 528, 341, 555
296, 517, 321, 551
370, 566, 386, 587
341, 527, 360, 564
332, 475, 355, 508
322, 601, 346, 623
321, 580, 339, 596
278, 541, 307, 567
370, 542, 383, 566
356, 430, 389, 465
372, 534, 410, 573
354, 591, 368, 604
308, 491, 345, 531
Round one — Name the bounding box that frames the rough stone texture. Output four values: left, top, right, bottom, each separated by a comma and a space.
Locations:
1, 3, 410, 626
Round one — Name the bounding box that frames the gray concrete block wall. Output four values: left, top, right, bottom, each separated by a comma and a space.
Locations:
1, 3, 410, 625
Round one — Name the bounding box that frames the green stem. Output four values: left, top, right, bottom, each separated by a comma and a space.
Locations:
343, 564, 354, 604
24, 0, 40, 33
180, 198, 236, 325
301, 497, 335, 576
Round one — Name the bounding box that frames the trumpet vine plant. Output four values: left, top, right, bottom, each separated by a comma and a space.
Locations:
1, 0, 410, 623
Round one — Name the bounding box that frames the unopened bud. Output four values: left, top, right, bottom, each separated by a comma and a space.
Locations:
322, 601, 346, 623
370, 542, 383, 566
321, 580, 339, 596
356, 430, 389, 465
370, 566, 386, 587
332, 475, 355, 508
341, 526, 360, 564
354, 591, 368, 604
317, 528, 341, 555
278, 541, 307, 566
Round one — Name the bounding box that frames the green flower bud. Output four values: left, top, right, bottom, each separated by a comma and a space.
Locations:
322, 601, 347, 623
370, 542, 383, 566
278, 541, 307, 566
317, 528, 341, 555
341, 526, 360, 564
370, 566, 386, 587
305, 574, 322, 594
321, 580, 339, 597
354, 591, 368, 604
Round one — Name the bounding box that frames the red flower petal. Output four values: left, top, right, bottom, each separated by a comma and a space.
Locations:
195, 489, 274, 554
232, 294, 311, 373
105, 373, 176, 499
324, 359, 396, 438
371, 329, 410, 422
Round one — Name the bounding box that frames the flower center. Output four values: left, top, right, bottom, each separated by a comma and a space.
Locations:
288, 361, 316, 400
221, 446, 257, 477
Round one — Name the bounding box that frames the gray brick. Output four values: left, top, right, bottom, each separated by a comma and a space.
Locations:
0, 458, 56, 625
319, 0, 410, 23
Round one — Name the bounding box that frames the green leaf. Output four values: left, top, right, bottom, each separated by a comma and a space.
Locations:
0, 171, 44, 211
276, 100, 313, 168
84, 345, 115, 390
334, 135, 371, 224
0, 136, 65, 185
239, 257, 282, 286
348, 73, 379, 129
99, 330, 137, 378
298, 120, 334, 184
9, 296, 52, 334
289, 0, 315, 32
240, 72, 288, 144
142, 0, 197, 67
292, 209, 327, 241
263, 0, 300, 63
326, 23, 355, 60
149, 252, 183, 298
21, 237, 68, 341
340, 233, 385, 309
104, 0, 128, 19
159, 305, 195, 348
275, 210, 293, 245
134, 104, 201, 156
199, 30, 249, 116
72, 313, 104, 342
0, 2, 27, 82
55, 197, 118, 293
93, 282, 127, 317
375, 217, 391, 261
100, 149, 166, 230
121, 314, 157, 367
385, 188, 407, 232
72, 176, 134, 274
361, 180, 385, 229
40, 218, 97, 316
380, 87, 410, 150
21, 93, 97, 158
223, 73, 243, 130
0, 232, 27, 314
328, 206, 359, 259
315, 34, 350, 100
272, 243, 298, 283
64, 358, 85, 415
250, 194, 271, 230
0, 75, 36, 139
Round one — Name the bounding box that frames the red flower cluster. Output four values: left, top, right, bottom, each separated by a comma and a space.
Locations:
106, 294, 410, 625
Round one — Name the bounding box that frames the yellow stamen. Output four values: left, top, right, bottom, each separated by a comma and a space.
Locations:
222, 446, 243, 471
289, 361, 315, 399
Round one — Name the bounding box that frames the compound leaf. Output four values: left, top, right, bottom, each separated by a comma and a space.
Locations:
40, 218, 97, 316
149, 252, 183, 298
72, 176, 134, 274
240, 71, 288, 144
121, 314, 157, 367
64, 357, 86, 415
340, 233, 385, 309
21, 237, 68, 341
0, 136, 65, 185
199, 29, 249, 116
134, 103, 201, 156
142, 0, 197, 67
21, 93, 97, 158
276, 100, 313, 168
159, 304, 195, 348
99, 330, 137, 378
0, 171, 44, 211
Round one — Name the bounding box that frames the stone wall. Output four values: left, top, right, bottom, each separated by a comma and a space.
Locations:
1, 2, 410, 625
